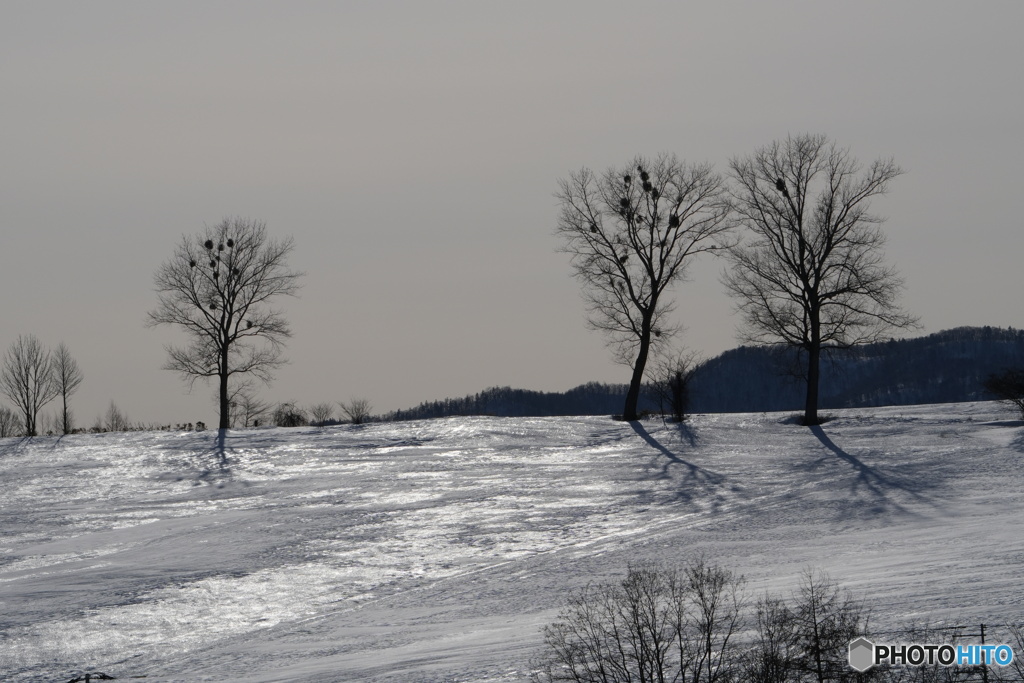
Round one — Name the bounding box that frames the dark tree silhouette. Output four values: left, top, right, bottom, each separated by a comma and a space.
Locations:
309, 402, 334, 427
651, 350, 702, 422
983, 368, 1024, 419
53, 342, 83, 434
273, 401, 307, 427
339, 398, 372, 424
0, 405, 20, 438
103, 400, 131, 432
556, 154, 733, 421
148, 218, 302, 430
0, 334, 59, 436
226, 379, 269, 428
724, 135, 917, 425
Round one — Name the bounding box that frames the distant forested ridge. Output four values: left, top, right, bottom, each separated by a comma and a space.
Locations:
385, 327, 1024, 420
383, 382, 656, 421
690, 326, 1024, 412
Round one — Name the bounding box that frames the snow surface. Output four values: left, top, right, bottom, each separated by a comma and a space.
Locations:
1, 402, 1022, 682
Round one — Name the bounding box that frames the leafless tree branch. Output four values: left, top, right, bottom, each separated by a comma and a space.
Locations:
556, 154, 734, 420
148, 217, 302, 429
723, 135, 918, 425
0, 334, 59, 436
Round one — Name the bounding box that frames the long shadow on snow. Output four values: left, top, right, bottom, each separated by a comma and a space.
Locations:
629, 421, 728, 507
804, 425, 934, 516
0, 436, 36, 457
191, 428, 232, 484
155, 428, 234, 485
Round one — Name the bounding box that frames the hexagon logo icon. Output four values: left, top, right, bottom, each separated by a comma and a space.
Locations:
849, 636, 875, 672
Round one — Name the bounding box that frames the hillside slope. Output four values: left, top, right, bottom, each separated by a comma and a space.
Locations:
1, 402, 1022, 681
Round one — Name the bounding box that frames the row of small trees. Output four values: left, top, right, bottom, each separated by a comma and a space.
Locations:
533, 561, 865, 683
533, 561, 1024, 683
0, 334, 83, 436
274, 398, 374, 428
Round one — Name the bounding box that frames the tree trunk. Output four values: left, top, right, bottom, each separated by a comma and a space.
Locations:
62, 393, 70, 435
623, 316, 653, 421
218, 370, 230, 430
803, 342, 821, 426
218, 337, 231, 430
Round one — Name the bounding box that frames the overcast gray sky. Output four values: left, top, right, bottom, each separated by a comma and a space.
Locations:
2, 1, 1022, 427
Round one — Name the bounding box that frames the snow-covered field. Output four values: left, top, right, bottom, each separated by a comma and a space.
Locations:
1, 402, 1022, 682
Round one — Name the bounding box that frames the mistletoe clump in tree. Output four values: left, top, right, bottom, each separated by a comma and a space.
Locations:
148, 217, 302, 430
556, 154, 733, 421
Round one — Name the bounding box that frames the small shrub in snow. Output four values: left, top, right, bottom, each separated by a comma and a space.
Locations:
0, 405, 22, 437
339, 398, 372, 425
309, 402, 334, 427
273, 402, 308, 428
983, 368, 1024, 420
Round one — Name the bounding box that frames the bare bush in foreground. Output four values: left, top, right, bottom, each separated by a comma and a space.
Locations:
532, 560, 745, 683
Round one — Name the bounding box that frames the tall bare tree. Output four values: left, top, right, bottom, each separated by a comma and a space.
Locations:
556, 154, 733, 421
0, 334, 59, 436
148, 218, 302, 430
52, 342, 84, 434
724, 135, 917, 425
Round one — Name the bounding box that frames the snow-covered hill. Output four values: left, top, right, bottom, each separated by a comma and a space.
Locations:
1, 402, 1022, 682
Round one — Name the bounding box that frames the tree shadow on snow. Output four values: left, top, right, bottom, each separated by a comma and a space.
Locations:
179, 429, 233, 486
0, 436, 37, 457
805, 425, 933, 516
629, 421, 727, 507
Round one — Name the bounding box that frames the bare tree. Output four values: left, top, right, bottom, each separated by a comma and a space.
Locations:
651, 349, 703, 423
532, 560, 746, 683
148, 218, 302, 430
103, 400, 131, 432
724, 134, 917, 426
741, 594, 799, 683
983, 369, 1024, 420
556, 154, 733, 420
682, 558, 746, 683
52, 342, 84, 435
272, 401, 307, 427
339, 398, 372, 425
227, 379, 269, 428
0, 334, 59, 437
0, 405, 21, 437
789, 568, 869, 683
309, 402, 334, 427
